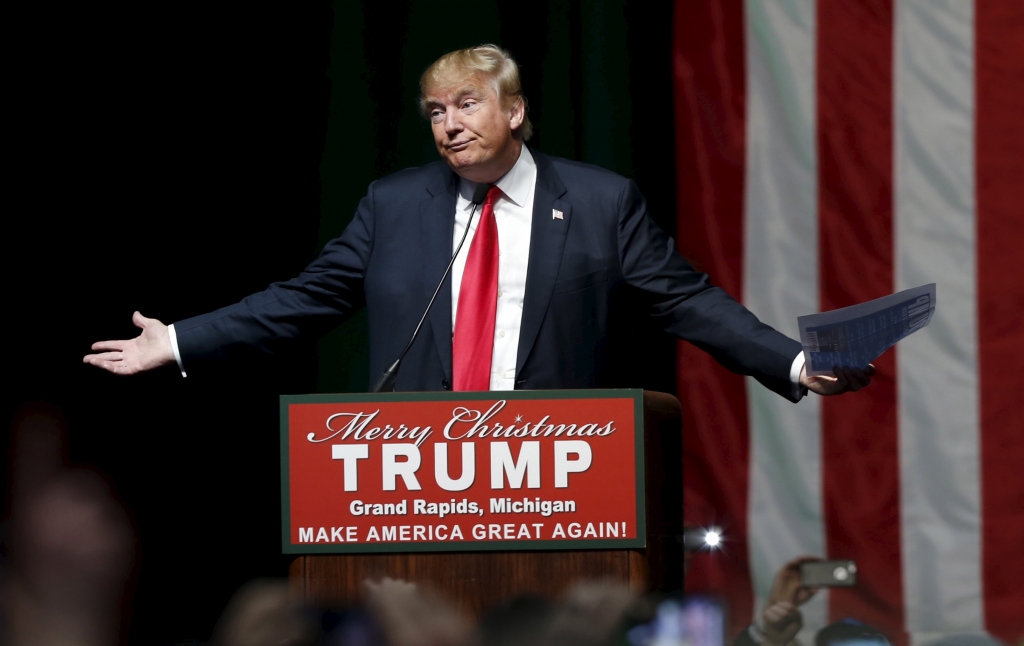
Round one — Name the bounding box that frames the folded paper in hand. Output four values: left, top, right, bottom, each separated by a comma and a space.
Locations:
798, 284, 936, 377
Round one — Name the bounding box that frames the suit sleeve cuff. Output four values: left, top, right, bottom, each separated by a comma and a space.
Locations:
790, 351, 806, 401
168, 324, 187, 378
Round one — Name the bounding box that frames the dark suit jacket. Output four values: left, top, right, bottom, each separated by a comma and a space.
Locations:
174, 149, 803, 400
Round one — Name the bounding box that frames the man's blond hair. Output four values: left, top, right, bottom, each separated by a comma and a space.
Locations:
419, 44, 533, 141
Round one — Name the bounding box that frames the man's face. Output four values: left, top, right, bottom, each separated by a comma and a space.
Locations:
424, 75, 524, 184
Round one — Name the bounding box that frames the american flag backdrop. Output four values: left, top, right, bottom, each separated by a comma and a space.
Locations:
672, 2, 1023, 645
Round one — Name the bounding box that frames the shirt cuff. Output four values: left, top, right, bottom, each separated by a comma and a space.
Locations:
167, 324, 187, 378
790, 351, 806, 401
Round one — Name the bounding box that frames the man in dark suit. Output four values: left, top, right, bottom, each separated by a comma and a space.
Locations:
84, 45, 871, 399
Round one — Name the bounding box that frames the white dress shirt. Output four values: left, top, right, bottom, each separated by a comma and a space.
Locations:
451, 145, 536, 391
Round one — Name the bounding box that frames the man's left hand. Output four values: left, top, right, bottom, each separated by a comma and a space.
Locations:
800, 364, 876, 396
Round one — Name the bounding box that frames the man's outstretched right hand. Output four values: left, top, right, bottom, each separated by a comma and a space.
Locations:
83, 311, 175, 375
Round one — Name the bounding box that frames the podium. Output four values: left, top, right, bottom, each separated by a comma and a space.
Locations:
285, 390, 682, 617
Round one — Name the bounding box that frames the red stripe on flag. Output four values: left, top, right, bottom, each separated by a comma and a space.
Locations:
672, 0, 753, 635
816, 1, 905, 642
976, 3, 1024, 642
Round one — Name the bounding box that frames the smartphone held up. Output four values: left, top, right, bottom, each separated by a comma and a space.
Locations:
801, 560, 858, 587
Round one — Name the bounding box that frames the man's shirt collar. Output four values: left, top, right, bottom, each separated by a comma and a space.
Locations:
457, 145, 536, 209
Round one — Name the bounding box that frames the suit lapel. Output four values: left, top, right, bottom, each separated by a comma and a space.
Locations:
420, 167, 459, 381
517, 151, 571, 378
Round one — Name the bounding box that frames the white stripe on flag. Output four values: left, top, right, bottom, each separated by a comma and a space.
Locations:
743, 0, 825, 638
894, 0, 983, 640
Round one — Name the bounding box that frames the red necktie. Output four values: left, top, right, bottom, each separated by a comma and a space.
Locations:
453, 185, 503, 391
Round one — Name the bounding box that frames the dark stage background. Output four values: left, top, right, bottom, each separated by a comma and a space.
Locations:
8, 0, 676, 641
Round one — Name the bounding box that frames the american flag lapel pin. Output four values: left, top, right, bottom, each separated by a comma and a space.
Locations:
552, 209, 563, 220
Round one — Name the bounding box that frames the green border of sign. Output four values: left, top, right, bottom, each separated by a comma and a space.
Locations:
280, 389, 646, 554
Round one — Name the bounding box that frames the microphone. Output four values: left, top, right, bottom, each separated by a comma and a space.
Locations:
371, 182, 491, 393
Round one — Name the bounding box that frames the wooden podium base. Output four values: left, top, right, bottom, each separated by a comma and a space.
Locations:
289, 391, 682, 616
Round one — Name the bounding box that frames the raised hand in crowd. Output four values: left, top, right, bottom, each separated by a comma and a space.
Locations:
83, 311, 175, 375
364, 578, 473, 646
767, 556, 822, 607
211, 579, 317, 646
737, 556, 823, 646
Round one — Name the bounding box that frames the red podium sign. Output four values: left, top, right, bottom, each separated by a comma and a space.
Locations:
281, 390, 645, 553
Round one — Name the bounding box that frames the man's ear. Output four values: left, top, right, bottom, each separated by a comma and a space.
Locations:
509, 99, 525, 130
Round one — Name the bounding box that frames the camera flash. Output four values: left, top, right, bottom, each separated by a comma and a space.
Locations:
705, 530, 721, 547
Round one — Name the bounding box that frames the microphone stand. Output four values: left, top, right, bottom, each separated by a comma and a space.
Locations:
371, 183, 490, 393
